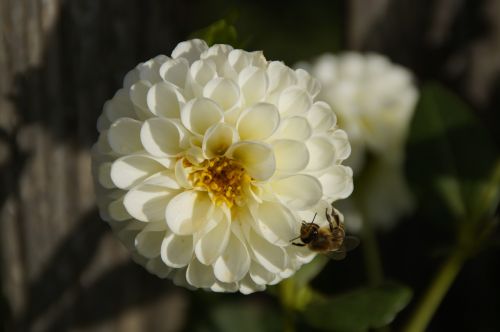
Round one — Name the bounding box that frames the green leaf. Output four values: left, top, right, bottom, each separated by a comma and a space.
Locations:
199, 301, 282, 332
303, 282, 412, 332
189, 19, 238, 46
407, 82, 499, 224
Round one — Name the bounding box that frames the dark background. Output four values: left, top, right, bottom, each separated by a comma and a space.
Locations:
1, 0, 499, 331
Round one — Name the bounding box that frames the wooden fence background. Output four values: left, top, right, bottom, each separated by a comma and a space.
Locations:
1, 0, 499, 331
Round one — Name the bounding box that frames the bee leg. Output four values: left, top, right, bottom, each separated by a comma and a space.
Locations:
326, 208, 335, 232
291, 242, 306, 247
289, 235, 301, 242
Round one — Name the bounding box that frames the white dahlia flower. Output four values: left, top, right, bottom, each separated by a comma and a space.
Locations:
297, 53, 418, 230
91, 39, 353, 293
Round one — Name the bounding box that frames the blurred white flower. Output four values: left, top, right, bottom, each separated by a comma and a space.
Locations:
297, 53, 418, 229
92, 40, 353, 294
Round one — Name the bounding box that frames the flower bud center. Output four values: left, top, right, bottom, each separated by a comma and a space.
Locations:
188, 156, 251, 208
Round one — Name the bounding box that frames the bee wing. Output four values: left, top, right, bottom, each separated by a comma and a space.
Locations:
326, 236, 360, 261
343, 236, 360, 252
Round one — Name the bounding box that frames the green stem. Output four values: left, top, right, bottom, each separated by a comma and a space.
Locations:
403, 249, 466, 332
279, 280, 296, 332
361, 216, 384, 286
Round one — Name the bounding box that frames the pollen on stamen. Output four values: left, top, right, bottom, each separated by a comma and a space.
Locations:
188, 156, 251, 208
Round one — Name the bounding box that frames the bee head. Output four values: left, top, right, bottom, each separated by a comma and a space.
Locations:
300, 222, 320, 244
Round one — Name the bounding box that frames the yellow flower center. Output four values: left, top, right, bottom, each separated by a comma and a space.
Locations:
188, 156, 251, 208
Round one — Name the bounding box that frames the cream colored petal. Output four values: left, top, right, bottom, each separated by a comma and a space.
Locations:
249, 262, 275, 285
108, 196, 132, 221
203, 78, 240, 110
97, 162, 114, 188
210, 281, 238, 292
165, 191, 213, 235
159, 58, 189, 88
275, 116, 312, 140
228, 49, 251, 72
110, 155, 166, 189
104, 89, 136, 122
202, 123, 239, 158
145, 257, 172, 278
226, 141, 275, 181
130, 80, 153, 119
140, 117, 188, 157
319, 165, 354, 201
186, 257, 216, 288
137, 55, 169, 83
236, 103, 280, 140
253, 201, 297, 247
160, 232, 194, 268
213, 232, 250, 283
278, 86, 312, 116
267, 61, 297, 94
195, 213, 230, 265
146, 81, 185, 119
123, 184, 178, 222
331, 129, 351, 161
271, 174, 322, 210
248, 228, 287, 273
181, 98, 224, 136
306, 136, 335, 171
135, 223, 166, 258
239, 275, 266, 294
107, 118, 143, 155
171, 39, 208, 64
174, 158, 192, 189
189, 59, 217, 88
307, 101, 336, 132
295, 68, 321, 98
140, 170, 180, 189
272, 139, 309, 173
238, 66, 268, 104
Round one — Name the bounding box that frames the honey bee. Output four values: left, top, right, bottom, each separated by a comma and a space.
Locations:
291, 207, 359, 260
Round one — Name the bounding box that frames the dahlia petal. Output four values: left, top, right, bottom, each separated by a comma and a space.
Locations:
135, 223, 166, 258
202, 123, 239, 158
213, 233, 250, 283
145, 257, 172, 278
137, 55, 169, 83
110, 155, 166, 189
141, 171, 180, 189
123, 67, 140, 89
186, 257, 216, 288
331, 129, 351, 161
248, 228, 287, 273
140, 117, 186, 157
228, 49, 251, 72
171, 39, 209, 64
174, 159, 192, 189
306, 136, 335, 171
238, 66, 268, 104
146, 81, 185, 119
104, 89, 136, 122
123, 184, 177, 222
129, 80, 153, 119
108, 197, 131, 221
159, 58, 189, 89
190, 59, 217, 87
195, 214, 230, 264
210, 281, 238, 293
275, 116, 312, 140
271, 174, 322, 210
239, 275, 266, 294
203, 78, 240, 110
278, 86, 312, 115
307, 101, 336, 132
319, 165, 354, 201
253, 201, 297, 247
165, 191, 213, 235
160, 233, 194, 268
236, 102, 280, 140
97, 162, 114, 188
249, 262, 275, 285
295, 68, 321, 98
267, 61, 297, 94
107, 118, 143, 155
272, 139, 309, 173
181, 98, 224, 136
226, 141, 275, 181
